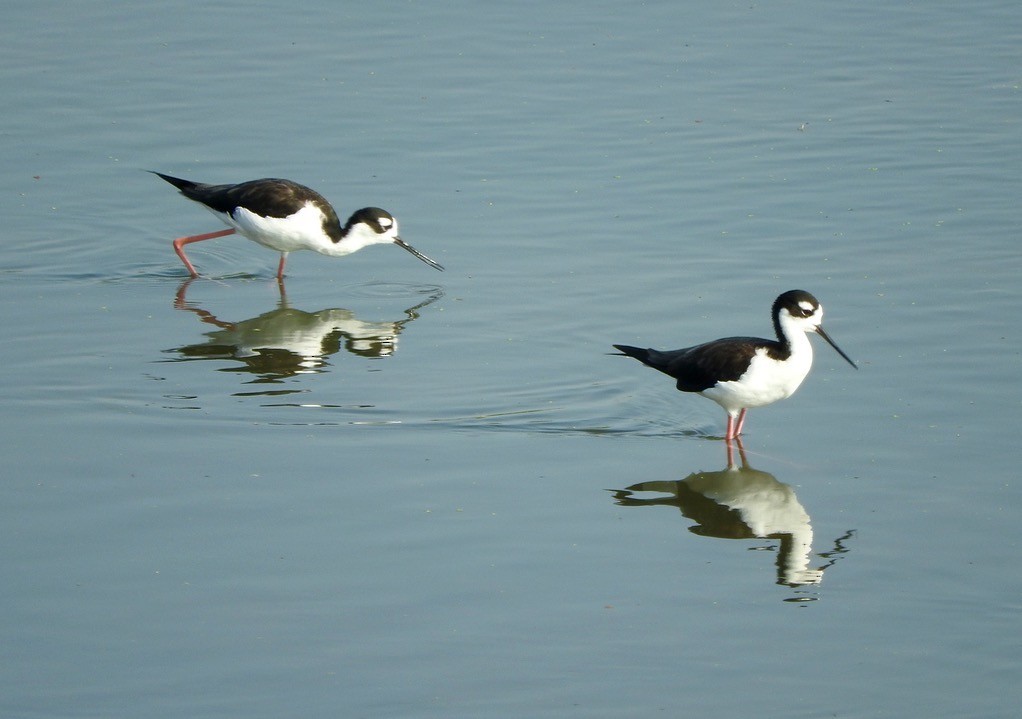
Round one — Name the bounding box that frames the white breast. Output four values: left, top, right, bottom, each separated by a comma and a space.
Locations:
701, 343, 814, 412
220, 203, 333, 253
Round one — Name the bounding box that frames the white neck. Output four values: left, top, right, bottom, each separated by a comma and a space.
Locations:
776, 309, 820, 363
320, 221, 397, 257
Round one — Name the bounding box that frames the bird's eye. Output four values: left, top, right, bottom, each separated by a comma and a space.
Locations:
796, 301, 816, 317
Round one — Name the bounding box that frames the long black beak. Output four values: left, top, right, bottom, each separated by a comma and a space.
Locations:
394, 237, 444, 271
815, 326, 857, 369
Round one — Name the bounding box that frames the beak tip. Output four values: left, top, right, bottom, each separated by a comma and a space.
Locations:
816, 325, 857, 369
395, 238, 444, 271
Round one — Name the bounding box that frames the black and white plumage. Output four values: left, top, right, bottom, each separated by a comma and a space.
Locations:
613, 290, 857, 439
153, 172, 444, 279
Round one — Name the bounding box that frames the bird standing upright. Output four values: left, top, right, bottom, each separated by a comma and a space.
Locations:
153, 172, 444, 279
613, 290, 857, 439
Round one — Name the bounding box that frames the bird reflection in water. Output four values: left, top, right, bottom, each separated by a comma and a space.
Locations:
165, 279, 442, 386
611, 439, 854, 601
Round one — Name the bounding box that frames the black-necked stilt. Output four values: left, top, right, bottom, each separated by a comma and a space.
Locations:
153, 172, 444, 279
613, 289, 857, 440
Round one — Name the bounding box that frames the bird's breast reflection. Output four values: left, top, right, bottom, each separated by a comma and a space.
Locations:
164, 279, 442, 388
611, 439, 855, 597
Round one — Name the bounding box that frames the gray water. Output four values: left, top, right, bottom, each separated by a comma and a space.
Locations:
3, 2, 1021, 717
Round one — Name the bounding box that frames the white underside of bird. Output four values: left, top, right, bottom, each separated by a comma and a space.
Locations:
211, 203, 384, 257
700, 325, 814, 416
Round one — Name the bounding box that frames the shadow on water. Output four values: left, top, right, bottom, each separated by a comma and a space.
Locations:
160, 279, 442, 391
610, 438, 855, 603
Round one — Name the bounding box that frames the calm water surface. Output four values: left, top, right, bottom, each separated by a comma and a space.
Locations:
2, 1, 1021, 717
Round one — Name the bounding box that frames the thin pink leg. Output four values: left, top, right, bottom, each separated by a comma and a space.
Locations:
724, 414, 736, 440
172, 228, 236, 277
276, 253, 288, 280
733, 408, 748, 437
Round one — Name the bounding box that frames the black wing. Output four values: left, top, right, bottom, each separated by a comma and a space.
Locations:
153, 172, 340, 228
614, 338, 771, 393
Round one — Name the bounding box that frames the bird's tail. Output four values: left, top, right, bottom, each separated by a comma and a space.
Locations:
149, 171, 197, 193
611, 344, 652, 363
